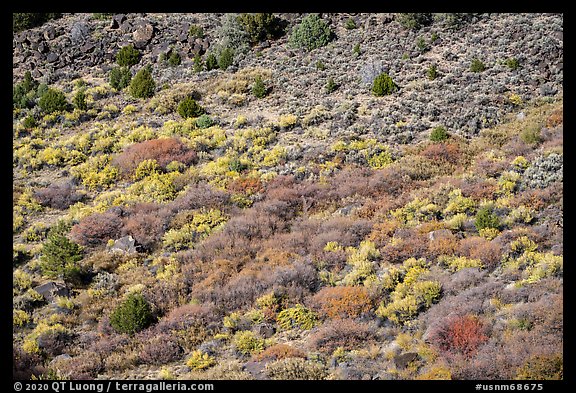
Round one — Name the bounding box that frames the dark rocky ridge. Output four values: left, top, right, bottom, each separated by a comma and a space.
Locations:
13, 12, 563, 141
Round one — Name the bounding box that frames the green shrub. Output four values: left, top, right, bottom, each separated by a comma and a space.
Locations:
233, 330, 266, 355
372, 72, 398, 96
168, 51, 182, 67
196, 114, 214, 128
92, 13, 114, 20
520, 123, 542, 144
474, 207, 500, 231
289, 14, 333, 51
427, 64, 438, 80
315, 60, 326, 70
505, 57, 520, 71
470, 58, 486, 72
252, 75, 268, 98
23, 115, 37, 129
189, 25, 204, 39
218, 47, 234, 70
13, 13, 62, 32
345, 18, 357, 30
116, 45, 141, 67
397, 13, 433, 30
40, 221, 83, 282
177, 96, 205, 119
13, 71, 39, 109
205, 53, 218, 71
73, 89, 87, 110
129, 65, 156, 99
237, 13, 285, 44
193, 53, 203, 72
110, 292, 154, 335
430, 126, 449, 142
277, 304, 316, 330
325, 77, 338, 93
38, 88, 68, 114
109, 66, 132, 91
416, 36, 429, 52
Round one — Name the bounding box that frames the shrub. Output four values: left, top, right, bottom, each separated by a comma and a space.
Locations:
277, 304, 317, 330
69, 210, 123, 247
177, 96, 205, 119
474, 207, 500, 231
429, 314, 489, 357
168, 51, 182, 67
470, 58, 486, 72
310, 319, 376, 354
109, 66, 132, 91
193, 53, 203, 72
520, 123, 542, 145
13, 13, 62, 32
345, 17, 357, 30
372, 72, 398, 96
397, 13, 433, 30
110, 293, 154, 335
266, 358, 328, 380
521, 153, 562, 190
252, 75, 268, 98
187, 350, 216, 370
237, 13, 285, 44
427, 64, 438, 80
515, 354, 563, 380
34, 182, 84, 210
189, 24, 204, 38
325, 77, 338, 93
505, 57, 520, 71
40, 221, 83, 282
196, 114, 215, 128
13, 71, 39, 109
205, 53, 218, 71
38, 88, 68, 114
113, 137, 197, 177
139, 333, 182, 365
289, 14, 333, 51
73, 88, 88, 110
218, 47, 234, 70
430, 126, 449, 142
129, 65, 156, 99
256, 344, 306, 361
312, 286, 372, 319
116, 45, 141, 67
233, 330, 266, 355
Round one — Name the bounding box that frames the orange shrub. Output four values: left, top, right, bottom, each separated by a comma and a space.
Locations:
255, 343, 306, 361
420, 142, 461, 165
311, 286, 372, 319
429, 314, 489, 357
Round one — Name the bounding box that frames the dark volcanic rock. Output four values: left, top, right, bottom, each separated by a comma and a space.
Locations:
70, 22, 90, 43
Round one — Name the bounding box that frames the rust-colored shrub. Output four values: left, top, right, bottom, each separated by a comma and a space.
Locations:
380, 229, 428, 264
113, 138, 197, 177
458, 236, 503, 271
428, 232, 459, 259
420, 142, 461, 165
311, 286, 372, 319
429, 314, 489, 357
310, 319, 376, 354
228, 176, 264, 195
121, 203, 170, 250
546, 108, 563, 128
70, 210, 123, 247
255, 343, 306, 361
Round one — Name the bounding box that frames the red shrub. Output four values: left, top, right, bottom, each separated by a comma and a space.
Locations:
420, 142, 461, 165
458, 236, 503, 271
429, 314, 489, 357
121, 203, 170, 250
311, 286, 373, 319
380, 229, 428, 264
70, 210, 123, 247
228, 176, 264, 195
255, 343, 306, 361
113, 137, 197, 177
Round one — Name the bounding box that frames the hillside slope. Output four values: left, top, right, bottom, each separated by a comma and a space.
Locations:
13, 13, 563, 381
